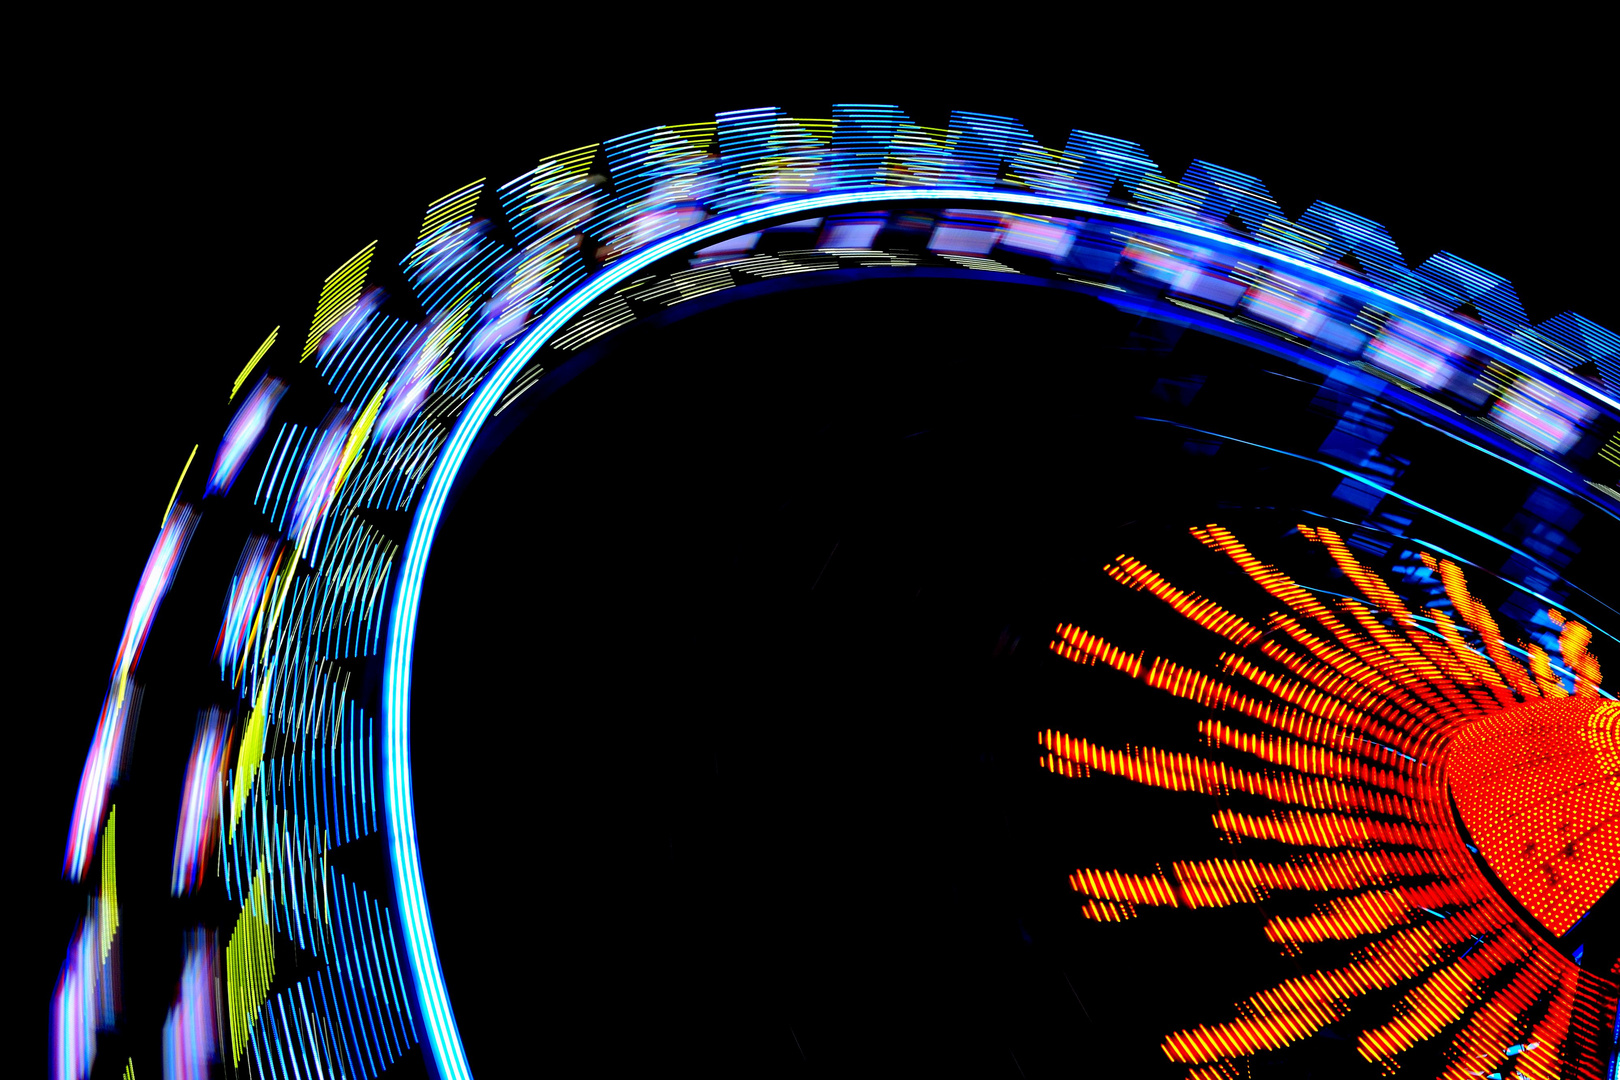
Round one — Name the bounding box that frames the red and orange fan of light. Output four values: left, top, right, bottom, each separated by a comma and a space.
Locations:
1040, 523, 1618, 1079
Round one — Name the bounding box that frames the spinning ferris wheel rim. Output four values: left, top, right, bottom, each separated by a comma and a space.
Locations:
53, 105, 1620, 1080
387, 188, 1618, 1080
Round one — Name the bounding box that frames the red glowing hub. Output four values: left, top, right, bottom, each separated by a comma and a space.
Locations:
1447, 698, 1620, 937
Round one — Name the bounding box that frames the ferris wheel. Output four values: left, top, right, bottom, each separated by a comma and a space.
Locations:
51, 105, 1619, 1080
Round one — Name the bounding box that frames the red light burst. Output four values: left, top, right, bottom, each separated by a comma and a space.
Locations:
1449, 698, 1620, 938
1040, 523, 1618, 1078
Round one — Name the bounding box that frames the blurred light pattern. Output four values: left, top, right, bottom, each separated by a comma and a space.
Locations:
163, 929, 219, 1080
52, 809, 120, 1080
59, 106, 1618, 1078
226, 866, 275, 1066
1041, 525, 1617, 1077
287, 406, 359, 547
171, 709, 229, 896
1489, 377, 1597, 456
206, 375, 288, 497
65, 502, 197, 881
373, 301, 471, 443
52, 917, 103, 1080
214, 677, 408, 1078
227, 684, 268, 842
301, 242, 375, 360
215, 535, 283, 687
231, 326, 279, 400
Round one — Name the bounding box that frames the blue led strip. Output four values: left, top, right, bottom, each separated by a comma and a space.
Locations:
379, 186, 1618, 1079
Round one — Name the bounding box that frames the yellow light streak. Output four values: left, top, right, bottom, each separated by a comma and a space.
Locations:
161, 444, 198, 529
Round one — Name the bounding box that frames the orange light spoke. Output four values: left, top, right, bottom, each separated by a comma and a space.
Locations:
1037, 525, 1616, 1076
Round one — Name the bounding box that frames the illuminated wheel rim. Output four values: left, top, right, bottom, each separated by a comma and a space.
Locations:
51, 106, 1619, 1080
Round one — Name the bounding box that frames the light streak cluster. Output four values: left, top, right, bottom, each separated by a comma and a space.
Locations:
207, 377, 289, 498
226, 868, 276, 1067
215, 536, 283, 686
52, 809, 120, 1080
171, 708, 230, 896
163, 929, 220, 1080
54, 106, 1617, 1077
64, 502, 197, 883
1041, 525, 1617, 1076
215, 691, 411, 1080
521, 201, 1616, 513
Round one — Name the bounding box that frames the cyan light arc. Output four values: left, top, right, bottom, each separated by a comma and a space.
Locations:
381, 186, 1618, 1078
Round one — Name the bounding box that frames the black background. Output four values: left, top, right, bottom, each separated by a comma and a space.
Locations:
22, 24, 1616, 1076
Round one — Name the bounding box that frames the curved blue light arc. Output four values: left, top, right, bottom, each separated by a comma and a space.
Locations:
1134, 415, 1619, 642
381, 185, 1612, 1080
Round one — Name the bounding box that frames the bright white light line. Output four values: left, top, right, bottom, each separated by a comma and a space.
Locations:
382, 186, 1613, 1080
